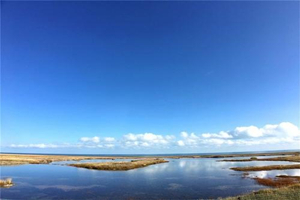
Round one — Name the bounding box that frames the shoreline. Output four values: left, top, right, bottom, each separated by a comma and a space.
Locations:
1, 149, 299, 157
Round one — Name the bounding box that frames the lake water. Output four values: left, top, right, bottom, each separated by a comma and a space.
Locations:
1, 157, 299, 199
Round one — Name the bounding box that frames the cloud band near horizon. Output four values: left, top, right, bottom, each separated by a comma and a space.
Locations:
6, 122, 300, 150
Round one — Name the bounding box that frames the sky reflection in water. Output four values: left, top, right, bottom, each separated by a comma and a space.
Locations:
1, 158, 299, 199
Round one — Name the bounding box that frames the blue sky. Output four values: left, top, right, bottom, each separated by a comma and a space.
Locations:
1, 1, 299, 154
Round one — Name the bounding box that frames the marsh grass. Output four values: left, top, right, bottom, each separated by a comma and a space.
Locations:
230, 164, 300, 171
1, 152, 299, 166
223, 184, 300, 200
276, 175, 300, 180
254, 177, 300, 187
69, 159, 168, 171
220, 155, 300, 163
201, 151, 300, 159
0, 178, 13, 188
0, 154, 136, 166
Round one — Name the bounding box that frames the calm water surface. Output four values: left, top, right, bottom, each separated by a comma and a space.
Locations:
1, 157, 299, 199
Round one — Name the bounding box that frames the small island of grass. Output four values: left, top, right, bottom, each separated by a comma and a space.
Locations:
0, 178, 14, 188
253, 176, 300, 187
68, 159, 168, 171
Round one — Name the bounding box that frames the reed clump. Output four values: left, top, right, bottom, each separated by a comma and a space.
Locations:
0, 178, 14, 188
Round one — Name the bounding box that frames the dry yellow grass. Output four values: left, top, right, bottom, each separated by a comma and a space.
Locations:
0, 178, 13, 188
69, 159, 168, 171
0, 154, 133, 166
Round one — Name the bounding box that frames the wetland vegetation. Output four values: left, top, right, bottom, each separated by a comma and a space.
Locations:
220, 155, 300, 163
0, 154, 134, 166
68, 159, 168, 171
230, 164, 300, 171
1, 151, 300, 199
224, 184, 300, 200
1, 151, 299, 166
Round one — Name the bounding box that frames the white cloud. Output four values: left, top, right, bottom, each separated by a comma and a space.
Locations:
233, 122, 300, 139
105, 144, 115, 148
262, 122, 300, 137
122, 133, 175, 148
204, 138, 234, 146
80, 136, 100, 143
202, 131, 233, 139
10, 144, 59, 148
9, 136, 115, 149
176, 132, 200, 147
78, 136, 116, 148
104, 137, 115, 143
234, 126, 263, 138
177, 122, 300, 148
177, 140, 185, 146
180, 132, 189, 138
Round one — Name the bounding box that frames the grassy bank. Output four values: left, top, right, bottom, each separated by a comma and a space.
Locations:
69, 159, 168, 171
223, 184, 300, 200
199, 151, 299, 159
220, 155, 300, 162
165, 151, 299, 159
0, 178, 13, 188
230, 164, 300, 171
